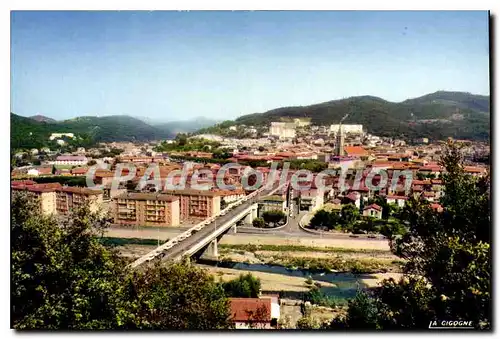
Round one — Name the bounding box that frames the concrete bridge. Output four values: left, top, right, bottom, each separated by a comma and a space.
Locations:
129, 182, 286, 268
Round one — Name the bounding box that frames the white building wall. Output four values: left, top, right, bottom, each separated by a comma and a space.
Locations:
27, 169, 40, 176
330, 124, 364, 135
269, 122, 296, 139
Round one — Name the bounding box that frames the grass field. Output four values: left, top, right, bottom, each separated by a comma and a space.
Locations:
98, 237, 166, 247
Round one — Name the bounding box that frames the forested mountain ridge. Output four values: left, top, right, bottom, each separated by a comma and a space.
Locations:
11, 113, 174, 150
201, 91, 490, 141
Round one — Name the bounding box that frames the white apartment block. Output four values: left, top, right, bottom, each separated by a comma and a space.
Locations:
54, 155, 88, 166
330, 124, 364, 135
269, 122, 296, 139
49, 133, 75, 140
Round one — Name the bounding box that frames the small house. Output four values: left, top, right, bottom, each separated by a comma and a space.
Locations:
363, 203, 383, 219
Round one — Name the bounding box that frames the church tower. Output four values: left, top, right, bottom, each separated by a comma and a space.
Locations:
335, 124, 345, 156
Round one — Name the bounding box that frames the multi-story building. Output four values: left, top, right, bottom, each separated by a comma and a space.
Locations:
102, 185, 127, 201
258, 195, 286, 216
298, 189, 325, 212
269, 122, 296, 139
163, 189, 221, 220
54, 155, 88, 166
56, 187, 104, 215
12, 182, 104, 216
118, 156, 166, 164
329, 124, 364, 135
113, 192, 180, 227
12, 182, 60, 215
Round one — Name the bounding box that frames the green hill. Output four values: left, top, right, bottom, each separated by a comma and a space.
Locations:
201, 91, 490, 141
155, 117, 220, 134
11, 113, 174, 150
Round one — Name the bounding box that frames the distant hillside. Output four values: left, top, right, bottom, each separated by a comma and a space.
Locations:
401, 91, 490, 113
156, 117, 220, 134
11, 113, 174, 150
29, 115, 57, 123
200, 91, 490, 141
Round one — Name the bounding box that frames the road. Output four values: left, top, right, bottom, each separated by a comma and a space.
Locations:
108, 210, 388, 244
237, 211, 387, 241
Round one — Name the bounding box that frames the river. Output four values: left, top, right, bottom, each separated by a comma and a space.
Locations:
198, 259, 386, 302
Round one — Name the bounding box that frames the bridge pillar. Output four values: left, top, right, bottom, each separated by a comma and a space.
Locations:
251, 205, 258, 220
201, 239, 219, 261
230, 224, 237, 233
245, 212, 253, 224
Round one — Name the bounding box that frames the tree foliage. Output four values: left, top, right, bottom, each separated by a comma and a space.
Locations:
261, 210, 286, 225
11, 193, 233, 330
297, 316, 321, 329
252, 217, 265, 228
123, 262, 232, 329
222, 273, 261, 298
340, 204, 359, 228
309, 209, 340, 230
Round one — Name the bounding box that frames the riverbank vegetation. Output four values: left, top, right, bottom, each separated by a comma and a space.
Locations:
218, 243, 389, 255
221, 273, 261, 298
218, 244, 403, 274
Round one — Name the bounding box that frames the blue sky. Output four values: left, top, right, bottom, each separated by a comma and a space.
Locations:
11, 11, 490, 122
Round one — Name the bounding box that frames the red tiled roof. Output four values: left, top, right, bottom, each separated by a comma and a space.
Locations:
11, 180, 36, 186
35, 167, 53, 175
275, 152, 295, 158
229, 298, 271, 322
344, 146, 368, 156
430, 203, 443, 212
95, 170, 115, 178
364, 203, 382, 211
345, 192, 359, 201
419, 165, 442, 171
71, 167, 88, 175
464, 166, 486, 173
386, 153, 411, 159
12, 182, 62, 193
59, 186, 103, 195
386, 195, 408, 200
392, 163, 409, 170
